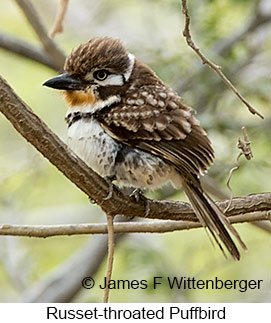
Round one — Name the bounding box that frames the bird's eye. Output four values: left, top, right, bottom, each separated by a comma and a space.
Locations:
93, 70, 109, 81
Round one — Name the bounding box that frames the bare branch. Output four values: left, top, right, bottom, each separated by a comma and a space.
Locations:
0, 33, 59, 71
14, 0, 65, 70
49, 0, 69, 38
0, 210, 270, 238
181, 0, 264, 119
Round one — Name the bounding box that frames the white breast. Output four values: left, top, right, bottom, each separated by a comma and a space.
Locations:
67, 118, 120, 177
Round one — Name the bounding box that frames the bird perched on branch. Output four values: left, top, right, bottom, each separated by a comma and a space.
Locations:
43, 37, 247, 260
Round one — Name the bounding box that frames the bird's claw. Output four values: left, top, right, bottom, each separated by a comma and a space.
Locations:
89, 196, 97, 204
129, 188, 143, 202
129, 188, 150, 218
103, 176, 114, 200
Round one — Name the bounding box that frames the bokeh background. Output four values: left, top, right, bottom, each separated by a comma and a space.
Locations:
0, 0, 270, 302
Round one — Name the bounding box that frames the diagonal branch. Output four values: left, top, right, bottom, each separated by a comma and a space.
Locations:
0, 33, 59, 71
14, 0, 65, 70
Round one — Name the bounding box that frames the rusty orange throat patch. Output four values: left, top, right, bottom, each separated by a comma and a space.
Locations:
63, 90, 98, 107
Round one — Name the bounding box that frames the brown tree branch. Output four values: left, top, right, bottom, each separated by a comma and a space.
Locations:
181, 0, 264, 119
0, 75, 271, 224
14, 0, 65, 70
0, 33, 59, 71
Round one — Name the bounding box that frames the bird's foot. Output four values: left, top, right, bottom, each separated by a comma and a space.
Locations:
144, 198, 150, 218
88, 176, 115, 203
129, 188, 144, 202
129, 188, 150, 218
103, 176, 115, 200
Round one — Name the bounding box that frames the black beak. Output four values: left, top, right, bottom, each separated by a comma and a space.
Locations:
43, 73, 86, 91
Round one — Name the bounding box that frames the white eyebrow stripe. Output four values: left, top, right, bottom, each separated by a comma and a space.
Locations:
123, 53, 135, 82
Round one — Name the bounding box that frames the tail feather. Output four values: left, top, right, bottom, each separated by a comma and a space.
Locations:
183, 181, 247, 261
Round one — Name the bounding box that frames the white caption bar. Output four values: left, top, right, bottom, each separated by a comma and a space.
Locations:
0, 303, 270, 322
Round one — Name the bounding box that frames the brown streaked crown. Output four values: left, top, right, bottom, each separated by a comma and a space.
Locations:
64, 37, 130, 77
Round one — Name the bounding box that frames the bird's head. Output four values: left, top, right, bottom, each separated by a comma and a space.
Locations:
43, 37, 135, 109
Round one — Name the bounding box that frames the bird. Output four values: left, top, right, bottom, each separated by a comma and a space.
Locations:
43, 37, 247, 260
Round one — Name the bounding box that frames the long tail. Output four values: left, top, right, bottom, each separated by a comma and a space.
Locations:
183, 180, 247, 261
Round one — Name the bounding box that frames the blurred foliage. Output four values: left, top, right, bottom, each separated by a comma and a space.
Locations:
0, 0, 270, 302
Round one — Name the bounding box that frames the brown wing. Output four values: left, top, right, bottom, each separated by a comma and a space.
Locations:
97, 85, 247, 259
97, 85, 214, 178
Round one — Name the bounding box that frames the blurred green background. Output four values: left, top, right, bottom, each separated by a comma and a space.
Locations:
0, 0, 270, 302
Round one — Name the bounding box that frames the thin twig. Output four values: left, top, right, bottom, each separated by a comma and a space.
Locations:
225, 127, 253, 212
181, 0, 264, 119
0, 209, 270, 238
49, 0, 69, 38
14, 0, 65, 70
103, 214, 115, 303
225, 152, 243, 213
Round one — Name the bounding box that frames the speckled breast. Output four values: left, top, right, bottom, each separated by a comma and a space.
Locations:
67, 117, 120, 177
